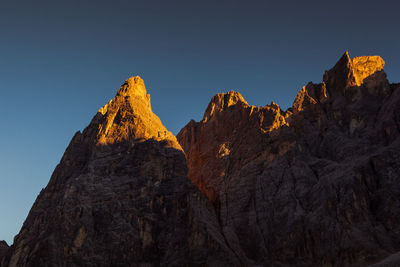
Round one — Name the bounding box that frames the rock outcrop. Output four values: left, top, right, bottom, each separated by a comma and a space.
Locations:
95, 77, 177, 146
178, 52, 400, 266
0, 242, 8, 263
1, 77, 238, 266
2, 52, 400, 267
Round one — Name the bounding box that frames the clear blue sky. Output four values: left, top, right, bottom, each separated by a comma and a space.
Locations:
1, 0, 399, 245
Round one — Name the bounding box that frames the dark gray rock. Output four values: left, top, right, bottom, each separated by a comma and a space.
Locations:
4, 52, 400, 267
2, 78, 238, 267
0, 241, 8, 264
178, 52, 400, 266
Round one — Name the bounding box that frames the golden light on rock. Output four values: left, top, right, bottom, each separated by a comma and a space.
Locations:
95, 76, 181, 149
351, 55, 385, 86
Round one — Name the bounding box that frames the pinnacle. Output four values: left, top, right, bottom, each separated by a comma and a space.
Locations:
210, 91, 248, 107
117, 76, 148, 99
202, 91, 248, 122
323, 51, 387, 95
93, 76, 179, 147
351, 55, 385, 86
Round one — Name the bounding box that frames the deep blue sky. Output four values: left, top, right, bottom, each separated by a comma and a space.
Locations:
1, 0, 399, 244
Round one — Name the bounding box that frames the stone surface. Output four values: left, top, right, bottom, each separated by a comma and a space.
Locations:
0, 242, 8, 264
3, 53, 400, 267
1, 77, 238, 267
95, 77, 177, 146
178, 52, 400, 266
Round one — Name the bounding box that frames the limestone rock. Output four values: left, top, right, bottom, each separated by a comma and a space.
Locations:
95, 76, 178, 147
352, 55, 385, 86
323, 52, 389, 102
202, 91, 249, 123
178, 92, 288, 202
0, 241, 8, 264
2, 77, 238, 267
292, 82, 327, 113
3, 52, 400, 267
178, 52, 400, 266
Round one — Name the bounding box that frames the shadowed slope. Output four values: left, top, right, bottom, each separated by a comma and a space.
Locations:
2, 53, 400, 267
178, 52, 400, 266
2, 77, 238, 267
0, 242, 8, 264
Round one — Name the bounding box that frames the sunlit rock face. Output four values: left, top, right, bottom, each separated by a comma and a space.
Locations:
1, 78, 238, 267
323, 52, 390, 102
95, 76, 178, 147
178, 52, 400, 266
3, 53, 400, 267
178, 91, 289, 202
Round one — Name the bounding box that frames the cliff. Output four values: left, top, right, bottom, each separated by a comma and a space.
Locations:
2, 77, 238, 266
177, 52, 400, 266
2, 52, 400, 266
0, 242, 8, 264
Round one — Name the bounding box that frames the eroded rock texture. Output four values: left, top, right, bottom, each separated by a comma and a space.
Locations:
1, 77, 237, 267
0, 242, 8, 263
178, 52, 400, 266
2, 52, 400, 267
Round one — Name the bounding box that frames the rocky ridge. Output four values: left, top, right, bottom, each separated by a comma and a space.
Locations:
177, 52, 400, 266
95, 76, 177, 146
1, 77, 238, 266
1, 52, 400, 266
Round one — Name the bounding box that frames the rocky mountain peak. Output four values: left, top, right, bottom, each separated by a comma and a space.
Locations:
94, 76, 179, 148
116, 76, 149, 101
2, 77, 236, 267
3, 53, 400, 267
351, 55, 385, 86
202, 91, 248, 122
176, 52, 400, 266
323, 52, 388, 99
178, 90, 288, 201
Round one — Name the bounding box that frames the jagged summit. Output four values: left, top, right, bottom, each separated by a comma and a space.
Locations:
2, 77, 235, 266
115, 76, 150, 102
177, 52, 400, 266
178, 90, 288, 201
202, 91, 249, 122
328, 51, 385, 79
323, 52, 389, 99
293, 52, 389, 114
3, 52, 400, 267
200, 52, 387, 127
94, 76, 178, 147
351, 55, 385, 85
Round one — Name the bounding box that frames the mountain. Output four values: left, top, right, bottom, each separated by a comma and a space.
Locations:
2, 52, 400, 266
177, 52, 400, 266
1, 77, 238, 266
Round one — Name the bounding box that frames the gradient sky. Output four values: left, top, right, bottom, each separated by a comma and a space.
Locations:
1, 0, 400, 245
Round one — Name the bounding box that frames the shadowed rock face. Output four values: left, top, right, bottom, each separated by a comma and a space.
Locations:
178, 52, 400, 266
1, 78, 238, 267
0, 242, 8, 263
178, 91, 289, 202
2, 53, 400, 267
